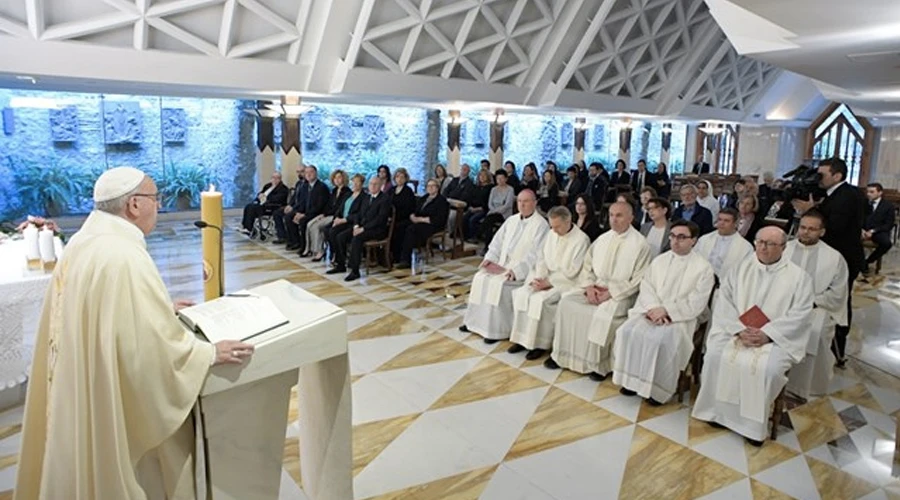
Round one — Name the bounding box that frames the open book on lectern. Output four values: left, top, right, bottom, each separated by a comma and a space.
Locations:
178, 292, 289, 343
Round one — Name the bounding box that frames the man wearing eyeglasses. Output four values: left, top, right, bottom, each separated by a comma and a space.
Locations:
692, 226, 813, 446
783, 211, 848, 400
613, 220, 715, 405
16, 167, 254, 499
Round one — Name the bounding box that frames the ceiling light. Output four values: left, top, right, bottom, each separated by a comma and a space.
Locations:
265, 103, 312, 116
444, 114, 467, 125
242, 108, 281, 119
698, 122, 726, 134
616, 119, 634, 130
9, 97, 57, 109
661, 123, 673, 134
574, 118, 589, 131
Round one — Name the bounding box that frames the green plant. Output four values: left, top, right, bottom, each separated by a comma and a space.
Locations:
12, 156, 92, 217
159, 161, 209, 210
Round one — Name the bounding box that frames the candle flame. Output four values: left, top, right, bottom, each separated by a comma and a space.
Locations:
208, 183, 216, 192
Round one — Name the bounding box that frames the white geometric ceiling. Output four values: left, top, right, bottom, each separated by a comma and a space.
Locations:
0, 0, 794, 122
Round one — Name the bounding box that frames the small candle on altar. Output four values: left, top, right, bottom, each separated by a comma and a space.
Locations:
200, 184, 224, 301
24, 223, 41, 270
39, 227, 56, 271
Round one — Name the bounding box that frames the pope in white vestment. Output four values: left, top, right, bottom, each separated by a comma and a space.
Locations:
783, 213, 848, 399
548, 202, 651, 378
462, 190, 549, 342
16, 168, 253, 500
509, 207, 589, 357
692, 227, 814, 444
613, 221, 715, 403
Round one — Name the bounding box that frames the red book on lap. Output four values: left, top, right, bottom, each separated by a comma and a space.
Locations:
740, 305, 770, 329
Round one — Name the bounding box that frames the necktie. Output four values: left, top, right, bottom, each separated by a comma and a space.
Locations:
871, 201, 876, 211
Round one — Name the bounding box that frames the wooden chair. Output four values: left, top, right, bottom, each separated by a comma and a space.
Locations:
863, 239, 882, 274
677, 285, 717, 403
770, 384, 787, 440
363, 208, 395, 274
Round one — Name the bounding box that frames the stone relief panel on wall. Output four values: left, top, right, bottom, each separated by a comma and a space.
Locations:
592, 124, 605, 149
49, 106, 79, 142
560, 122, 573, 147
361, 115, 386, 148
303, 111, 324, 147
333, 114, 352, 146
103, 101, 143, 144
471, 119, 488, 147
161, 108, 187, 143
2, 108, 12, 135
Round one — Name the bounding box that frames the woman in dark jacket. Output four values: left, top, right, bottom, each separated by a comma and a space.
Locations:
324, 173, 367, 263
464, 169, 495, 240
537, 170, 560, 213
610, 159, 631, 186
655, 162, 672, 199
395, 179, 451, 268
389, 167, 418, 258
520, 163, 540, 193
574, 193, 603, 242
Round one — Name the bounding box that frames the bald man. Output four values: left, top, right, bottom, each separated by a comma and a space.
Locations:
461, 190, 549, 344
546, 202, 651, 380
692, 226, 814, 446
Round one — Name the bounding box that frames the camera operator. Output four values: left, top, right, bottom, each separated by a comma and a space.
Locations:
792, 157, 865, 369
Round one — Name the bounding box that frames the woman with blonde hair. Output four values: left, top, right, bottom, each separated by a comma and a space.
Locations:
305, 169, 351, 260
324, 173, 367, 263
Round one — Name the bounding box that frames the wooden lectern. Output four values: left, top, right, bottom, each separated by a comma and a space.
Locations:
196, 280, 352, 500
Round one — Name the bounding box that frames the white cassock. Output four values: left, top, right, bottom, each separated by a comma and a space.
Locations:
16, 210, 214, 500
783, 240, 848, 398
510, 226, 590, 350
552, 227, 651, 375
612, 251, 715, 402
464, 213, 549, 340
692, 256, 814, 441
694, 231, 754, 323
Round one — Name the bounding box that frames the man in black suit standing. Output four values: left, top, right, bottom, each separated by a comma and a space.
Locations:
863, 182, 895, 273
630, 159, 655, 192
691, 153, 710, 174
285, 166, 330, 254
671, 184, 714, 235
328, 176, 391, 282
793, 157, 865, 368
584, 163, 608, 211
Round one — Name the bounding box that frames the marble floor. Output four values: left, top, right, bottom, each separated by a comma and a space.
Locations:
3, 219, 900, 499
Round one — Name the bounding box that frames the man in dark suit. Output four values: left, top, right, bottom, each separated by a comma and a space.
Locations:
241, 171, 289, 234
446, 164, 475, 205
285, 166, 330, 253
792, 157, 865, 368
691, 153, 710, 174
272, 165, 306, 244
671, 184, 713, 235
584, 163, 608, 211
630, 159, 656, 193
863, 182, 895, 273
328, 176, 391, 282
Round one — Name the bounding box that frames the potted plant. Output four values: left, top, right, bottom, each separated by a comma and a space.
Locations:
12, 157, 92, 217
160, 162, 209, 210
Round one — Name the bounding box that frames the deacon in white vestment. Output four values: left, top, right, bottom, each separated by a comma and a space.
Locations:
692, 226, 814, 445
508, 206, 590, 359
613, 220, 715, 403
784, 212, 848, 399
461, 190, 549, 343
16, 168, 254, 500
546, 202, 651, 379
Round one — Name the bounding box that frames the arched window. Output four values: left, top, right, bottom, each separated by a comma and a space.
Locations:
807, 103, 872, 185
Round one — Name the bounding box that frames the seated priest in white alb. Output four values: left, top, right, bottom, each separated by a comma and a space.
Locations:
545, 202, 651, 380
692, 226, 814, 446
613, 220, 715, 405
783, 211, 848, 400
15, 167, 254, 499
508, 206, 590, 360
693, 207, 754, 323
460, 190, 549, 344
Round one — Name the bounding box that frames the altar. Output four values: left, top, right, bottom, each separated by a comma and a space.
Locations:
0, 240, 53, 409
197, 279, 352, 500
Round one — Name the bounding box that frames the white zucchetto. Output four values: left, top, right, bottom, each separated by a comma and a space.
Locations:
93, 167, 146, 202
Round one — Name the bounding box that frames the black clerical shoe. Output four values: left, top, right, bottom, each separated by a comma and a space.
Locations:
344, 271, 361, 282
525, 348, 547, 360
483, 338, 499, 344
588, 372, 607, 382
272, 239, 286, 245
745, 437, 764, 447
543, 357, 560, 370
326, 267, 346, 275
507, 343, 526, 354
459, 325, 469, 333
835, 358, 847, 369
619, 387, 637, 397
646, 398, 663, 407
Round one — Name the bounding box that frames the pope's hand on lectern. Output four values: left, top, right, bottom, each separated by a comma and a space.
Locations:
214, 340, 256, 365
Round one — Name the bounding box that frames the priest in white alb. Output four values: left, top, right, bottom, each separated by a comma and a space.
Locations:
783, 211, 848, 399
461, 190, 549, 344
692, 226, 814, 446
613, 220, 715, 404
693, 207, 754, 324
508, 206, 590, 360
15, 167, 254, 500
545, 202, 651, 380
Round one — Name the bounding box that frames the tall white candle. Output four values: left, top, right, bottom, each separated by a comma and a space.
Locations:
39, 228, 56, 263
24, 224, 40, 261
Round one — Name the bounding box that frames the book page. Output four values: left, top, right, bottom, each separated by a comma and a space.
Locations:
179, 294, 289, 343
